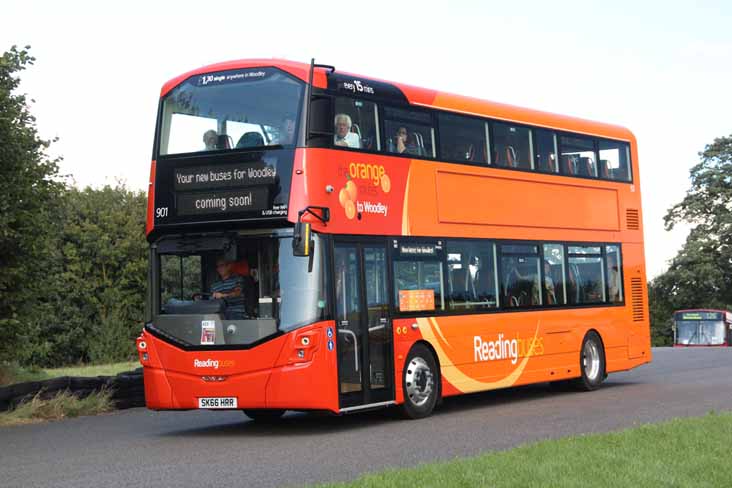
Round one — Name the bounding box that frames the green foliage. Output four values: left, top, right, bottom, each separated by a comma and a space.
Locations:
0, 46, 147, 367
0, 46, 64, 363
649, 135, 732, 343
28, 185, 148, 366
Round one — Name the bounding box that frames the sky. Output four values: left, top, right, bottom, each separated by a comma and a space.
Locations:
3, 0, 732, 278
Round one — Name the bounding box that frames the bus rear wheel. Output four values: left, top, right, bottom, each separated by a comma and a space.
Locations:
573, 331, 605, 391
400, 344, 439, 419
243, 409, 286, 422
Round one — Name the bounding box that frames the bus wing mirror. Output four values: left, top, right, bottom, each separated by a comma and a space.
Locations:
293, 222, 313, 257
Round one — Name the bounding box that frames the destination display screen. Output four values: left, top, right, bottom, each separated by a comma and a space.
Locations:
395, 240, 443, 257
152, 149, 294, 230
675, 311, 723, 321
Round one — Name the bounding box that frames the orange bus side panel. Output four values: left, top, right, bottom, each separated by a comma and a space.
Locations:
435, 171, 620, 231
393, 305, 649, 398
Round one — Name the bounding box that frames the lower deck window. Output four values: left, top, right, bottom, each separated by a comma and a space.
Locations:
393, 260, 444, 312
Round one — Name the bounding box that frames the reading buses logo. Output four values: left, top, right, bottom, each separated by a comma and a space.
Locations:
193, 359, 235, 369
473, 334, 544, 365
337, 162, 391, 220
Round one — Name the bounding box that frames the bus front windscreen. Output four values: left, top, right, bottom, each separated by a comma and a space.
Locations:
153, 234, 328, 347
158, 67, 304, 156
675, 319, 726, 346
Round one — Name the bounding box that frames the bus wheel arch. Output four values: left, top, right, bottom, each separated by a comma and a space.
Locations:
400, 341, 441, 419
573, 329, 606, 391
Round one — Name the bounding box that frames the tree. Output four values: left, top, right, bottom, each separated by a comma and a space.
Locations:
0, 46, 64, 363
649, 135, 732, 344
28, 185, 148, 366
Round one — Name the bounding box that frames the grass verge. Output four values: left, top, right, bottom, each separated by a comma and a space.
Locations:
0, 361, 139, 386
318, 411, 732, 488
0, 389, 114, 427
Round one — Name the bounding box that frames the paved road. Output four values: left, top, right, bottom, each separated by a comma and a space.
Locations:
2, 348, 731, 488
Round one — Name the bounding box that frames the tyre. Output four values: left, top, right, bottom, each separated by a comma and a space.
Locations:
572, 331, 606, 391
400, 344, 440, 419
243, 409, 286, 421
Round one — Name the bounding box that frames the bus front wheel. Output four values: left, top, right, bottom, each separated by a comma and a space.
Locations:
400, 344, 440, 419
573, 331, 605, 391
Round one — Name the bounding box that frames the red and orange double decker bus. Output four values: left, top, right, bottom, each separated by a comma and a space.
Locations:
137, 59, 651, 419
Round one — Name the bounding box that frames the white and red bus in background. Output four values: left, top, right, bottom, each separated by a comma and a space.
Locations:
673, 310, 732, 347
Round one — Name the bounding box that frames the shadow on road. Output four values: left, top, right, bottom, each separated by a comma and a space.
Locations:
161, 408, 396, 438
160, 380, 641, 438
435, 380, 639, 417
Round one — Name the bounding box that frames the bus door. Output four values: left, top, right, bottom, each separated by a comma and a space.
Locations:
334, 241, 394, 410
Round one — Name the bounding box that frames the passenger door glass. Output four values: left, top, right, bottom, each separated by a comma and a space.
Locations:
335, 245, 362, 394
364, 246, 390, 390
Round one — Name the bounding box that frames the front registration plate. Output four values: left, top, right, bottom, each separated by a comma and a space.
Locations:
198, 397, 238, 409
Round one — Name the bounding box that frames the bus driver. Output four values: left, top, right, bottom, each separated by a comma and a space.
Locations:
211, 257, 256, 319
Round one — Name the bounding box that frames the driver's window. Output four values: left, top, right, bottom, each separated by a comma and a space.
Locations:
160, 255, 202, 305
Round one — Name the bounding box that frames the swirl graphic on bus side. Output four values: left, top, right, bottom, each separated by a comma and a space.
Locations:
417, 317, 542, 394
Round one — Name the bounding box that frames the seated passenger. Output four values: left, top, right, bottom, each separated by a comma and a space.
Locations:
543, 261, 557, 305
389, 127, 422, 156
212, 257, 255, 319
203, 130, 218, 151
333, 114, 361, 148
275, 114, 296, 145
607, 255, 621, 302
507, 266, 541, 306
236, 131, 265, 148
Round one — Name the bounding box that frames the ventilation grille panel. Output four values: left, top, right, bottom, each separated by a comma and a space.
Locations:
626, 209, 640, 230
631, 278, 645, 322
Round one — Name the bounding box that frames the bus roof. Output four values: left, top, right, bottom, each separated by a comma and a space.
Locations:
160, 58, 636, 143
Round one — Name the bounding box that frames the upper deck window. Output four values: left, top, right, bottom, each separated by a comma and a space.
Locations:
383, 106, 435, 158
534, 129, 558, 174
599, 140, 632, 182
438, 113, 488, 164
492, 123, 533, 170
560, 135, 597, 178
158, 67, 304, 156
333, 98, 380, 151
